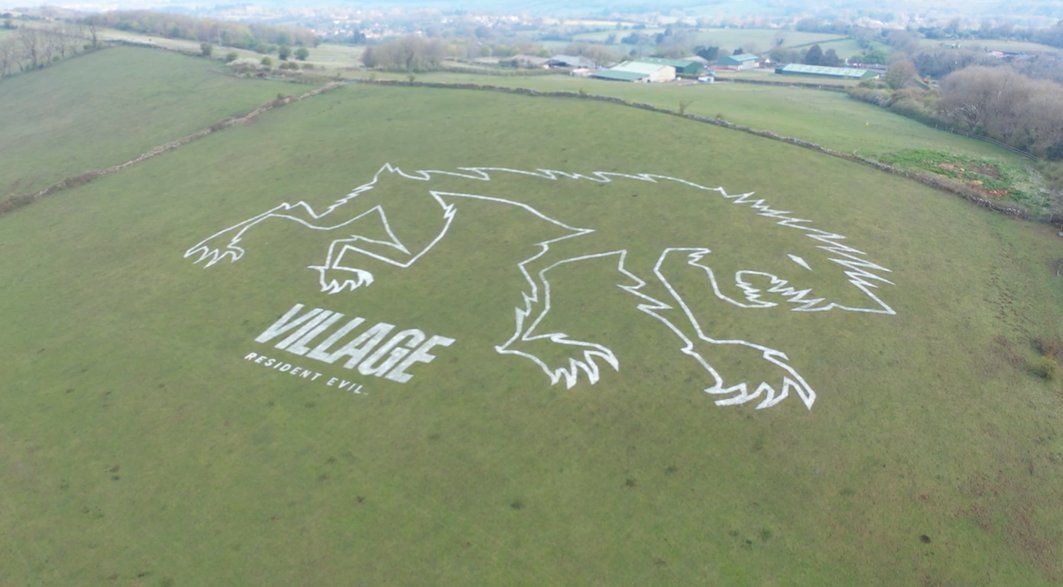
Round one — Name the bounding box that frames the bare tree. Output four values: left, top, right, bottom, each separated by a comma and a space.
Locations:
938, 66, 1063, 157
17, 27, 41, 70
885, 59, 918, 89
0, 39, 13, 76
87, 20, 99, 48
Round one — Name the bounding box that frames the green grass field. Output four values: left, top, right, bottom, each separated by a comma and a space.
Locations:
0, 47, 302, 199
1, 50, 1060, 584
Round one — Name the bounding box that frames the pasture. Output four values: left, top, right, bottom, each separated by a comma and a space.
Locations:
0, 47, 302, 199
0, 53, 1060, 584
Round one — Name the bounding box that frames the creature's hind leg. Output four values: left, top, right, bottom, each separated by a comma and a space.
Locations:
626, 248, 817, 410
496, 237, 626, 388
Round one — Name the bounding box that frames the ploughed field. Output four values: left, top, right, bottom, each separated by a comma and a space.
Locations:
0, 48, 1060, 585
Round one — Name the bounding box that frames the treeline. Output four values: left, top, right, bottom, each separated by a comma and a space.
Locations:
795, 17, 1063, 50
938, 68, 1063, 158
917, 19, 1063, 49
360, 36, 614, 71
849, 66, 1063, 159
768, 43, 846, 67
0, 23, 92, 77
361, 36, 448, 71
82, 11, 316, 52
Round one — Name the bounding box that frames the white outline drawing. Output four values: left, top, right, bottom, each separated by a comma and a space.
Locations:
186, 164, 895, 410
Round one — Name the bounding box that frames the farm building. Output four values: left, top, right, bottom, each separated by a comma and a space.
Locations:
716, 53, 759, 69
591, 61, 676, 83
774, 63, 876, 79
547, 54, 596, 69
639, 57, 705, 77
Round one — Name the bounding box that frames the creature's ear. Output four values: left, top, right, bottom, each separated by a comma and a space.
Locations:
370, 163, 430, 184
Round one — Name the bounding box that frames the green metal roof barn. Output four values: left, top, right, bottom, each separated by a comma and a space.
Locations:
639, 57, 705, 77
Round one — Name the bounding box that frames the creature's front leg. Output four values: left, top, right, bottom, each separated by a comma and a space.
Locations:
652, 248, 817, 410
496, 243, 621, 389
185, 202, 325, 267
310, 238, 380, 294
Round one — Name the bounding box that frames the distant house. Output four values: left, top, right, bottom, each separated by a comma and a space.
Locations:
638, 57, 705, 78
716, 53, 759, 69
547, 54, 596, 69
591, 61, 676, 83
774, 63, 876, 79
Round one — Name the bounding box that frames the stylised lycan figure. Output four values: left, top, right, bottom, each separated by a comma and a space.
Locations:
187, 164, 895, 410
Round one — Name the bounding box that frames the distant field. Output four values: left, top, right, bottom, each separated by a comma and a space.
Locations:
1, 61, 1060, 583
96, 28, 361, 70
363, 72, 1027, 164
0, 47, 300, 198
572, 27, 847, 54
305, 43, 365, 67
918, 38, 1061, 54
97, 28, 262, 61
809, 37, 887, 59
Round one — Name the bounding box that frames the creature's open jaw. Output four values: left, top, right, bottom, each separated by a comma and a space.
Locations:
734, 271, 830, 312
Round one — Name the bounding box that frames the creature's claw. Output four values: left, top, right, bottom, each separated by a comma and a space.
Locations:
184, 243, 244, 267
548, 347, 620, 389
498, 336, 619, 389
311, 265, 374, 294
700, 347, 816, 410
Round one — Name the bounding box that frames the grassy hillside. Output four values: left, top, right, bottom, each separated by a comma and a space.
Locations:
0, 46, 302, 198
0, 80, 1059, 584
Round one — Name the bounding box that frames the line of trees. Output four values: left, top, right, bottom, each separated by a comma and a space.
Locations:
361, 36, 448, 71
850, 63, 1063, 160
82, 11, 316, 52
767, 43, 843, 66
937, 67, 1063, 158
0, 24, 92, 77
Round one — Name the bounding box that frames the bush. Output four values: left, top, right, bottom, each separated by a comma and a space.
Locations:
200, 42, 213, 57
1033, 336, 1063, 361
1031, 356, 1057, 380
260, 56, 272, 68
847, 86, 892, 107
224, 51, 238, 63
294, 47, 309, 61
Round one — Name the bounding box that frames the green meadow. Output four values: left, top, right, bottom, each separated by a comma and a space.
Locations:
0, 47, 301, 198
0, 49, 1060, 584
